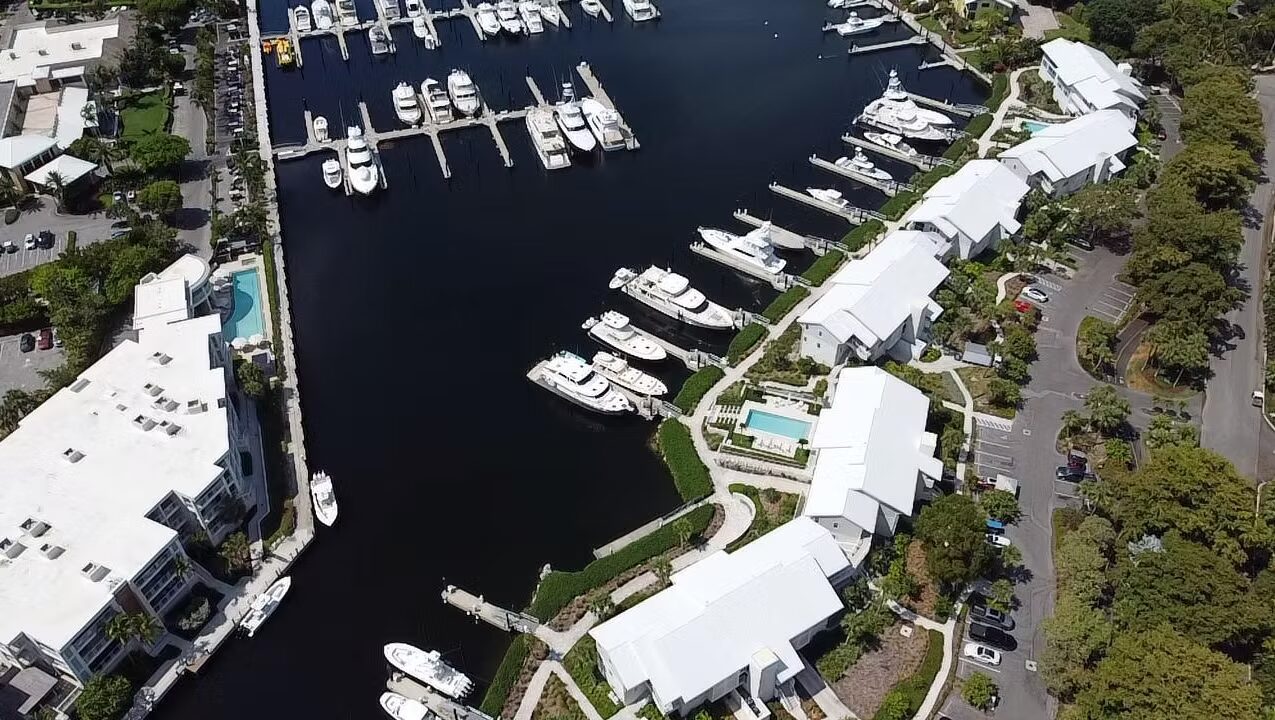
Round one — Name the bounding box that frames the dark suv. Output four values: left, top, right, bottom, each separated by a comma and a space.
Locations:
969, 622, 1017, 651
969, 595, 1015, 630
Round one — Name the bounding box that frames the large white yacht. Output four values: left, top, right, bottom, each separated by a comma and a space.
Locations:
593, 352, 667, 396
336, 0, 358, 26
526, 107, 571, 170
240, 577, 291, 638
555, 84, 596, 152
384, 644, 475, 699
581, 98, 624, 151
294, 5, 313, 31
313, 115, 330, 142
536, 352, 633, 414
856, 69, 954, 141
520, 1, 544, 32
864, 131, 917, 157
831, 12, 883, 36
540, 1, 561, 25
475, 2, 501, 35
697, 225, 786, 275
310, 470, 338, 526
379, 692, 430, 720
311, 0, 334, 28
806, 188, 849, 210
609, 266, 734, 329
623, 0, 658, 21
448, 70, 481, 117
834, 148, 892, 181
346, 126, 379, 195
393, 82, 423, 125
581, 0, 602, 16
378, 0, 401, 20
404, 0, 423, 17
422, 78, 453, 123
321, 157, 343, 189
582, 311, 666, 361
496, 0, 524, 32
741, 220, 803, 251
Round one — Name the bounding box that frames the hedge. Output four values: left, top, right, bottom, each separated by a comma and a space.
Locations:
672, 366, 725, 414
727, 323, 767, 365
911, 163, 958, 193
879, 191, 920, 220
842, 220, 885, 251
261, 241, 286, 379
871, 629, 944, 720
943, 138, 975, 162
762, 286, 810, 323
800, 250, 846, 286
478, 634, 529, 716
727, 484, 798, 551
656, 420, 713, 502
563, 636, 621, 718
988, 73, 1010, 111
965, 113, 993, 139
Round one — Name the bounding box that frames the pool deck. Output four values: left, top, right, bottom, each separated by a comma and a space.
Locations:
213, 257, 273, 346
734, 399, 818, 457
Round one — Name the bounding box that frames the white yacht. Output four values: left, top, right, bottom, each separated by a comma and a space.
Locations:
864, 131, 917, 157
384, 644, 475, 699
496, 0, 524, 32
240, 577, 291, 638
526, 107, 571, 170
380, 692, 431, 720
422, 78, 453, 123
378, 0, 401, 20
294, 5, 313, 31
313, 115, 330, 142
827, 0, 848, 6
537, 352, 633, 415
447, 70, 481, 117
369, 26, 391, 54
593, 352, 667, 396
540, 1, 561, 25
311, 0, 334, 28
834, 148, 892, 181
609, 266, 734, 329
321, 157, 343, 189
520, 1, 544, 32
582, 311, 666, 361
310, 470, 338, 525
856, 69, 954, 141
831, 12, 883, 36
697, 225, 786, 275
393, 82, 423, 125
346, 126, 379, 195
337, 0, 358, 26
413, 15, 429, 38
404, 0, 423, 17
806, 188, 849, 210
581, 98, 624, 151
622, 0, 658, 21
581, 0, 602, 15
555, 86, 597, 152
476, 2, 501, 35
741, 220, 802, 251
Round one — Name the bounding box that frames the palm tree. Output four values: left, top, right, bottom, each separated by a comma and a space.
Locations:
172, 554, 192, 581
652, 557, 673, 585
586, 591, 615, 621
104, 613, 134, 645
1059, 409, 1087, 438
42, 171, 66, 212
672, 518, 694, 549
76, 137, 122, 173
129, 612, 162, 646
0, 175, 20, 208
218, 532, 252, 573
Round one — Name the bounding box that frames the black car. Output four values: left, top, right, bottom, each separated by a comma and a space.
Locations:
969, 596, 1015, 630
19, 333, 35, 353
1056, 465, 1085, 481
38, 230, 54, 248
969, 622, 1017, 651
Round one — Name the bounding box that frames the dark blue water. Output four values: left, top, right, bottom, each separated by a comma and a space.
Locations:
155, 2, 984, 718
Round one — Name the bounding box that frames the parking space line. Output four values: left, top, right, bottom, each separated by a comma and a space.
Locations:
1104, 287, 1135, 300
958, 659, 1003, 673
975, 439, 1014, 451
975, 449, 1013, 462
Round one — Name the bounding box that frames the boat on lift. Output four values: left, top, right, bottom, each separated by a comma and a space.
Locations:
582, 311, 666, 361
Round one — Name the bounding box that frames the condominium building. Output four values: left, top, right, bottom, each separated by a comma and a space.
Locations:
1039, 38, 1146, 123
905, 160, 1030, 260
999, 110, 1138, 197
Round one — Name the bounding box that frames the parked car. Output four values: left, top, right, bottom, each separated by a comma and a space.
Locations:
1, 240, 15, 253
1068, 236, 1094, 250
985, 533, 1011, 548
969, 599, 1015, 631
1012, 299, 1033, 313
1255, 389, 1264, 407
38, 230, 54, 248
969, 622, 1017, 651
1021, 286, 1050, 303
19, 333, 35, 353
985, 518, 1006, 535
36, 328, 53, 351
24, 233, 35, 250
963, 642, 1002, 666
1056, 465, 1085, 480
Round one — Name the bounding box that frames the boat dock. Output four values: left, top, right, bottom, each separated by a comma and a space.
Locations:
388, 676, 496, 720
842, 133, 951, 170
918, 58, 954, 71
263, 5, 462, 59
731, 209, 837, 255
588, 313, 725, 371
441, 585, 540, 634
576, 61, 639, 149
768, 182, 882, 225
847, 35, 926, 55
906, 91, 986, 118
689, 242, 796, 290
808, 155, 914, 197
821, 15, 898, 33
526, 361, 675, 419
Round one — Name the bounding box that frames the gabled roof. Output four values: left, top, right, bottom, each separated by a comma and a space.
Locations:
908, 160, 1029, 243
1041, 38, 1147, 112
0, 134, 56, 169
1000, 110, 1137, 181
24, 153, 96, 185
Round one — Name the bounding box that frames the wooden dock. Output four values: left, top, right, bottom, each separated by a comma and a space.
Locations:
841, 133, 951, 170
731, 209, 831, 254
768, 182, 882, 225
441, 585, 540, 633
906, 91, 986, 118
848, 35, 925, 55
388, 676, 496, 720
808, 155, 914, 197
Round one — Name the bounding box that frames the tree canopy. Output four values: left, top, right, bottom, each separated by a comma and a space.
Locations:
128, 133, 191, 175
914, 493, 992, 589
137, 180, 183, 218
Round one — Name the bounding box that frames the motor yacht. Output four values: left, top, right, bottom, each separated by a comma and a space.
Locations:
593, 352, 667, 396
405, 0, 423, 17
337, 0, 358, 26
313, 115, 330, 142
476, 2, 501, 35
422, 78, 453, 123
581, 97, 624, 151
311, 0, 335, 28
526, 107, 571, 170
536, 352, 633, 414
697, 225, 786, 275
384, 644, 475, 699
864, 131, 917, 157
379, 693, 430, 720
742, 220, 803, 251
447, 70, 481, 116
378, 0, 401, 20
608, 266, 734, 329
311, 470, 338, 525
856, 69, 954, 141
393, 82, 423, 125
369, 26, 391, 54
582, 311, 666, 361
294, 5, 313, 31
346, 126, 379, 195
240, 577, 291, 638
581, 0, 602, 15
496, 0, 523, 33
520, 1, 544, 32
540, 1, 561, 25
834, 148, 892, 181
831, 11, 883, 36
321, 157, 343, 189
413, 15, 430, 38
555, 85, 597, 152
806, 188, 849, 210
622, 0, 657, 20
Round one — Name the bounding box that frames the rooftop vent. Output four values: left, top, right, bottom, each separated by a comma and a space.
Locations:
0, 539, 27, 560
150, 352, 173, 366
143, 383, 164, 397
132, 415, 157, 432
185, 400, 207, 415
62, 448, 85, 463
19, 518, 49, 537
70, 378, 91, 393
115, 404, 128, 412
70, 41, 83, 50
39, 544, 65, 560
36, 49, 47, 56
80, 563, 110, 582
153, 396, 179, 412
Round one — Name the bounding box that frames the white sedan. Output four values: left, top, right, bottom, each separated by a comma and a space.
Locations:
986, 533, 1012, 548
963, 642, 1002, 666
1021, 286, 1049, 303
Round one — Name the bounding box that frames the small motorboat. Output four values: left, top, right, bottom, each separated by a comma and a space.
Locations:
380, 692, 429, 720
294, 5, 313, 31
864, 131, 918, 157
831, 12, 884, 36
806, 188, 849, 210
384, 644, 475, 699
321, 158, 343, 189
581, 0, 602, 15
313, 115, 330, 142
311, 0, 335, 28
311, 470, 339, 524
834, 148, 892, 181
540, 1, 561, 25
405, 0, 423, 16
240, 577, 292, 638
476, 2, 501, 35
393, 81, 423, 125
369, 26, 391, 54
496, 0, 524, 32
519, 0, 544, 33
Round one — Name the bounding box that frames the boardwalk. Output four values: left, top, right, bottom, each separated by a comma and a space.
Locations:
442, 585, 541, 633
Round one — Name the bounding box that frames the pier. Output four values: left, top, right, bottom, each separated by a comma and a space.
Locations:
262, 5, 455, 59
808, 155, 914, 197
847, 35, 926, 55
731, 209, 836, 255
586, 313, 725, 372
841, 133, 951, 170
576, 61, 640, 149
768, 182, 882, 225
388, 676, 496, 720
525, 361, 675, 419
906, 91, 986, 118
441, 585, 541, 633
689, 242, 795, 290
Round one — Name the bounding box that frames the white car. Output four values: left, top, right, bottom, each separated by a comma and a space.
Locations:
986, 533, 1012, 548
1021, 286, 1049, 303
963, 642, 1002, 666
23, 233, 35, 250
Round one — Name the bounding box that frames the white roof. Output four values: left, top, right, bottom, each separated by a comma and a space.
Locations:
0, 314, 234, 651
0, 19, 120, 88
798, 231, 948, 345
54, 85, 91, 149
999, 110, 1136, 182
908, 160, 1029, 244
590, 519, 849, 707
133, 255, 212, 331
23, 153, 96, 185
804, 367, 942, 524
0, 134, 57, 169
1041, 38, 1146, 113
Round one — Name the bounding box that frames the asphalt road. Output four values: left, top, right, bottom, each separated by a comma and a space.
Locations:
171, 34, 215, 260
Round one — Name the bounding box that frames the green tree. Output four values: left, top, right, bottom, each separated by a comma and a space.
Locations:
1161, 142, 1260, 210
74, 675, 133, 720
962, 672, 998, 710
997, 324, 1037, 362
103, 242, 169, 305
136, 179, 183, 218
673, 518, 693, 548
586, 590, 615, 621
1085, 0, 1163, 48
1126, 181, 1242, 282
1138, 262, 1238, 326
42, 171, 67, 212
1083, 385, 1130, 436
1145, 415, 1199, 449
0, 389, 42, 437
1060, 409, 1088, 438
979, 489, 1021, 524
1055, 517, 1114, 606
1181, 76, 1265, 159
1066, 181, 1139, 247
914, 493, 992, 590
874, 690, 911, 720
986, 378, 1021, 408
1042, 594, 1115, 700
138, 0, 195, 30
986, 578, 1015, 613
1077, 317, 1118, 373
880, 556, 919, 603
235, 360, 268, 399
128, 133, 191, 175
996, 355, 1030, 384
1146, 320, 1210, 383
218, 531, 252, 573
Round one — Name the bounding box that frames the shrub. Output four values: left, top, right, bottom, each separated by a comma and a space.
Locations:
3, 208, 17, 224
672, 366, 725, 414
943, 138, 975, 161
879, 191, 920, 220
762, 286, 810, 323
800, 250, 846, 286
527, 505, 715, 621
988, 72, 1010, 110
479, 635, 529, 716
965, 113, 993, 138
75, 675, 133, 720
727, 324, 766, 365
962, 672, 998, 710
842, 219, 885, 251
911, 164, 958, 193
563, 636, 620, 717
656, 420, 713, 502
176, 595, 211, 632
265, 501, 296, 549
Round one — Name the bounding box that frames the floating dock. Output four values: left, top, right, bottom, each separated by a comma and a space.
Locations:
847, 35, 926, 55
689, 242, 795, 290
731, 209, 834, 254
388, 676, 496, 720
768, 182, 882, 225
808, 155, 914, 197
441, 585, 540, 634
841, 134, 951, 170
906, 91, 986, 118
587, 313, 725, 371
576, 61, 639, 150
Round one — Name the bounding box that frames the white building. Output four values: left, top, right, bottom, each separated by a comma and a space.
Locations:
798, 231, 949, 366
905, 159, 1029, 260
134, 254, 214, 332
590, 518, 854, 718
0, 283, 249, 686
803, 367, 943, 553
1039, 38, 1146, 123
999, 110, 1138, 197
0, 19, 121, 93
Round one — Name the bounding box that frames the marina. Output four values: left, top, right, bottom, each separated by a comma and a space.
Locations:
842, 133, 952, 170
808, 154, 914, 196
769, 182, 884, 225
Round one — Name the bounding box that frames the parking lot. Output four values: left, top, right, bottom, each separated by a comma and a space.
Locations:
0, 205, 118, 278
0, 332, 64, 394
1086, 275, 1137, 325
940, 598, 1039, 720
970, 419, 1017, 480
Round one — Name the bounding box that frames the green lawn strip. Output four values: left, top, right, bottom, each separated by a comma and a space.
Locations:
726, 484, 799, 551
120, 90, 172, 141
656, 420, 713, 502
879, 191, 919, 220
727, 323, 767, 365
563, 636, 621, 718
871, 629, 944, 720
479, 635, 530, 716
843, 219, 885, 251
672, 366, 725, 414
988, 73, 1009, 111
762, 286, 810, 323
260, 242, 287, 380
800, 250, 846, 286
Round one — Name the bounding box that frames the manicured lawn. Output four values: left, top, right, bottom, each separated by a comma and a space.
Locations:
1044, 11, 1090, 42
956, 366, 1016, 419
120, 91, 171, 141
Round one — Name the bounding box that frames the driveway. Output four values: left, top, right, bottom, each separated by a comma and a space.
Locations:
0, 332, 64, 394
1015, 1, 1059, 40
0, 203, 116, 277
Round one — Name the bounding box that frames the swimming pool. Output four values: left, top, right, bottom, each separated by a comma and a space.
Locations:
744, 409, 812, 441
1023, 120, 1055, 135
223, 269, 266, 341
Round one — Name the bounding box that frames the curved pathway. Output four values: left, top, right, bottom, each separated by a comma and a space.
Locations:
976, 66, 1034, 158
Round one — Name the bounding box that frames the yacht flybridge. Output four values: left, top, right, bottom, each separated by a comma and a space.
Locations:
593, 352, 667, 396
536, 351, 633, 414
609, 266, 734, 329
379, 693, 430, 720
806, 187, 850, 210
834, 147, 892, 181
422, 78, 453, 123
526, 107, 571, 170
346, 126, 379, 195
448, 70, 481, 117
581, 98, 625, 151
582, 311, 666, 361
696, 225, 787, 276
393, 82, 423, 125
856, 69, 954, 141
384, 644, 475, 699
337, 0, 358, 26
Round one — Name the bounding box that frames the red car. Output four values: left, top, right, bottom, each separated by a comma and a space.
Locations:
36, 328, 53, 350
1013, 299, 1033, 313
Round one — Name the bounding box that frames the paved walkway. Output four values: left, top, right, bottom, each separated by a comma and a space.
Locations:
976, 66, 1034, 158
885, 601, 956, 720
796, 665, 857, 720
